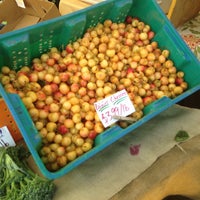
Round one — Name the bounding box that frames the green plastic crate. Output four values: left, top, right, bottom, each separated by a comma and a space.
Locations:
0, 0, 200, 179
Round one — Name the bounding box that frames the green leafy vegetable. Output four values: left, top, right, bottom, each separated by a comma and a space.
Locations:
0, 145, 56, 200
174, 130, 189, 142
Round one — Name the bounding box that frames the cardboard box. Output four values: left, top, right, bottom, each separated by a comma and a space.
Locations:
0, 0, 60, 34
170, 0, 200, 27
159, 0, 200, 27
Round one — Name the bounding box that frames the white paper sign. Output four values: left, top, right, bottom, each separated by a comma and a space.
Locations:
94, 89, 135, 127
15, 0, 26, 8
0, 126, 16, 147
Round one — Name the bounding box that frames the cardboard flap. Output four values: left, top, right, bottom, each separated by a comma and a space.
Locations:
23, 0, 47, 18
0, 0, 22, 22
13, 15, 40, 30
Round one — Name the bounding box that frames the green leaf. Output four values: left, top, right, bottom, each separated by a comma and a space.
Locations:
174, 130, 189, 142
190, 29, 200, 35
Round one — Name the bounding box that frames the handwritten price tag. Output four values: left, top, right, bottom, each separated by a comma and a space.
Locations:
0, 126, 16, 147
94, 89, 135, 127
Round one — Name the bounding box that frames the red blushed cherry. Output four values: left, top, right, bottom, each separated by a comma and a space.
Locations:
125, 16, 133, 24
53, 91, 63, 101
148, 31, 155, 40
88, 131, 97, 140
59, 72, 70, 82
127, 67, 134, 74
57, 124, 69, 135
143, 96, 153, 106
50, 83, 59, 93
33, 63, 43, 72
29, 73, 38, 82
175, 77, 183, 85
136, 65, 146, 72
66, 45, 74, 54
150, 83, 156, 90
46, 58, 56, 66
80, 79, 87, 87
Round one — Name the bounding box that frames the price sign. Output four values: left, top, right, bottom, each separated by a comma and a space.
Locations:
94, 89, 135, 127
0, 126, 16, 147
